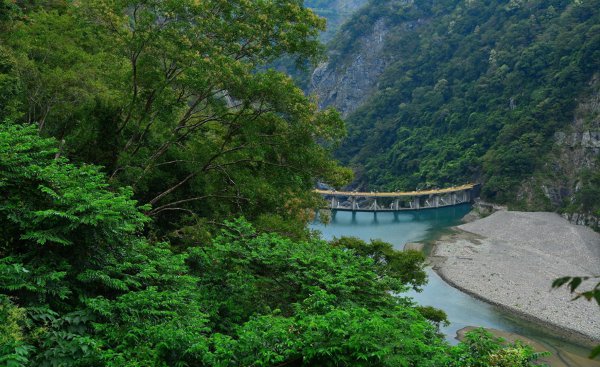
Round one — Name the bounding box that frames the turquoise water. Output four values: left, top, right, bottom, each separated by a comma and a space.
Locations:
311, 206, 596, 366
313, 205, 472, 248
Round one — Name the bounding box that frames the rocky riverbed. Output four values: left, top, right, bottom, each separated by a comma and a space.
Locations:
432, 211, 600, 345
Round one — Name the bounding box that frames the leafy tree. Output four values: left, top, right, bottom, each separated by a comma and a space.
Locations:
0, 123, 207, 365
2, 0, 352, 238
330, 236, 428, 291
448, 328, 549, 367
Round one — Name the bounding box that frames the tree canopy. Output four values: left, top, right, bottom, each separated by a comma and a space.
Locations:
0, 0, 352, 238
0, 1, 550, 366
0, 123, 546, 366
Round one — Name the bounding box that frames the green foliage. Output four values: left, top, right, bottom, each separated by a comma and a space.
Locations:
0, 2, 554, 366
332, 0, 600, 205
571, 162, 600, 218
0, 123, 148, 305
209, 295, 449, 367
187, 218, 408, 328
0, 122, 207, 366
330, 236, 428, 291
1, 0, 351, 238
0, 45, 22, 121
449, 328, 549, 367
416, 305, 450, 331
0, 296, 32, 367
552, 275, 600, 306
552, 275, 600, 359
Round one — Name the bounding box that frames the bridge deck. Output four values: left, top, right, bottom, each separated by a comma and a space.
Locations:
314, 183, 476, 198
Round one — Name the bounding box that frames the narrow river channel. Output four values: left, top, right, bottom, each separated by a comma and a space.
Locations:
310, 205, 599, 367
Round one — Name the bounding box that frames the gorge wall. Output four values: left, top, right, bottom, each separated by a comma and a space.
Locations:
306, 0, 369, 42
311, 18, 391, 117
308, 0, 600, 224
518, 75, 600, 228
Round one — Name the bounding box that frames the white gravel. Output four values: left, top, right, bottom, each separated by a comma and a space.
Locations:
433, 211, 600, 343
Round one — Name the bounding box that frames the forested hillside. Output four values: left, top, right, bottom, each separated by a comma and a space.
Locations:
306, 0, 368, 41
0, 1, 545, 366
317, 0, 599, 220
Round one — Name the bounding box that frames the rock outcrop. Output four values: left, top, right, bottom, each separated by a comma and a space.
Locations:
517, 75, 600, 226
308, 0, 368, 42
311, 18, 391, 117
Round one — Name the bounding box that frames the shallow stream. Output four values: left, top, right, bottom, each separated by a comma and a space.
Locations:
310, 205, 599, 366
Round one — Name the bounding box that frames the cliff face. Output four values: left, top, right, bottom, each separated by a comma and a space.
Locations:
310, 0, 429, 116
311, 18, 390, 117
306, 0, 369, 42
517, 75, 600, 228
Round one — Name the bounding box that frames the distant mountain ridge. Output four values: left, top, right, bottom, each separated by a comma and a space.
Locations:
310, 0, 600, 225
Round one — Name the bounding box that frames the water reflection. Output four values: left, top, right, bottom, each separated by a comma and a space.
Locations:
312, 204, 472, 250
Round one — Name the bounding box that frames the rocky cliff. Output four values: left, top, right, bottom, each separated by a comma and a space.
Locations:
307, 0, 369, 42
311, 18, 390, 117
518, 75, 600, 228
310, 0, 430, 116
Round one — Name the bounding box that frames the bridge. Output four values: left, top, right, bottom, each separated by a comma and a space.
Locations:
315, 184, 478, 212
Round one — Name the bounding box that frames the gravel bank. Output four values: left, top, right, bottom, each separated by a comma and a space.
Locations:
433, 211, 600, 344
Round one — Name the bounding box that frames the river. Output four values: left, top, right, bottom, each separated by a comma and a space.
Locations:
310, 205, 599, 367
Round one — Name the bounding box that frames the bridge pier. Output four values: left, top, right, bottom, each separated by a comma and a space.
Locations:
412, 197, 420, 209
351, 197, 358, 211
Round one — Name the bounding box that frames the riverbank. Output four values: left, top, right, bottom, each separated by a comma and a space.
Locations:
456, 327, 600, 367
432, 210, 600, 346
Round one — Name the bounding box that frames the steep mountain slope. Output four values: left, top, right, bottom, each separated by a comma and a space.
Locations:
306, 0, 369, 42
311, 16, 392, 117
312, 0, 599, 221
519, 75, 600, 226
311, 0, 434, 116
271, 0, 368, 89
